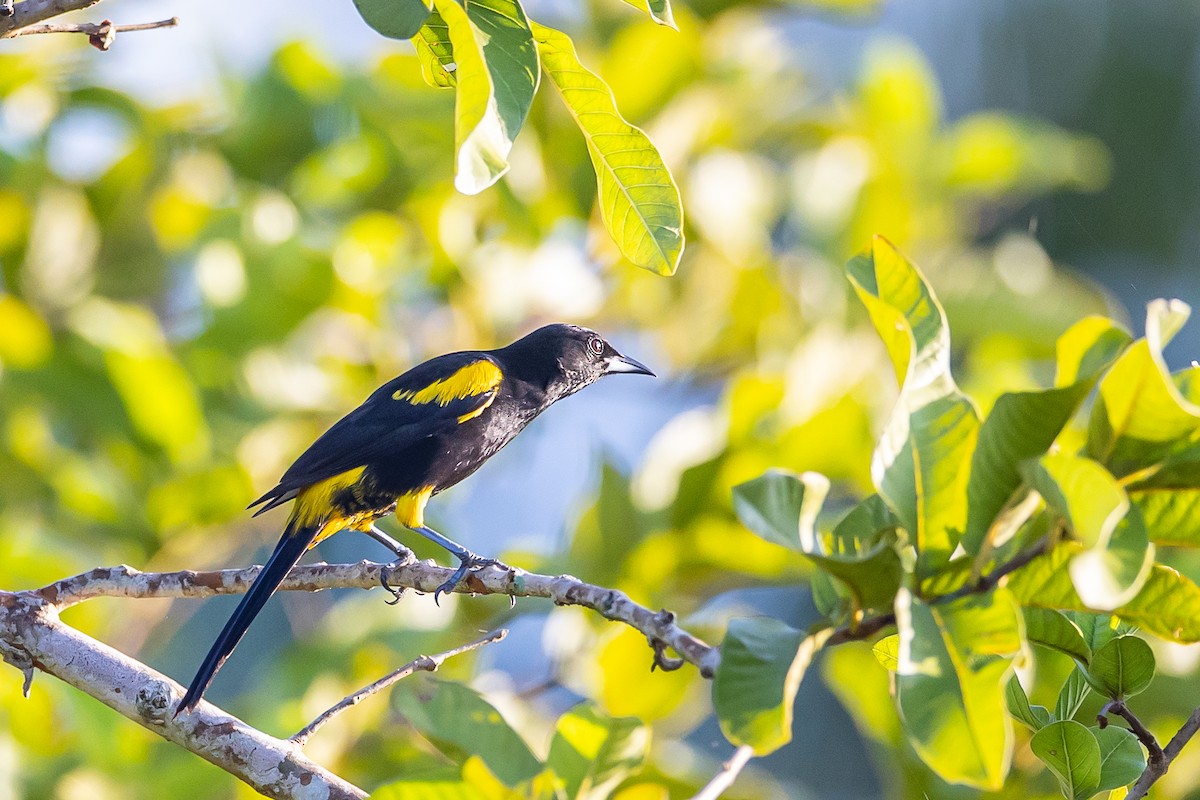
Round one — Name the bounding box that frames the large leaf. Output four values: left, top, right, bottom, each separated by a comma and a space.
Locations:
393, 680, 542, 786
963, 317, 1129, 555
532, 22, 684, 276
1089, 299, 1200, 476
1009, 543, 1200, 642
1093, 726, 1147, 792
1030, 720, 1101, 800
434, 0, 538, 194
547, 705, 648, 800
847, 237, 980, 575
1131, 487, 1200, 546
353, 0, 432, 39
894, 588, 1022, 789
1022, 452, 1153, 609
713, 618, 831, 755
732, 470, 902, 611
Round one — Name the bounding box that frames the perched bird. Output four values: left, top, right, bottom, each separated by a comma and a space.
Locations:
175, 324, 654, 716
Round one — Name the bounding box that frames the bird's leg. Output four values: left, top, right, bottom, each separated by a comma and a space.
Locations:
408, 525, 500, 605
368, 525, 415, 604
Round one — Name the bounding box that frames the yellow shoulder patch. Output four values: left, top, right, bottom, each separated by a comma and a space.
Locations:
393, 359, 503, 406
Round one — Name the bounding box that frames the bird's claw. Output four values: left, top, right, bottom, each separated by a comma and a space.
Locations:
380, 561, 407, 605
433, 551, 499, 605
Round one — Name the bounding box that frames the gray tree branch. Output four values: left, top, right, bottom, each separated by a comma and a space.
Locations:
1, 0, 102, 36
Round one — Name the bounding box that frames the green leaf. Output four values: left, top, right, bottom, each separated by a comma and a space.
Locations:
1093, 726, 1147, 792
413, 10, 456, 88
1131, 487, 1200, 546
732, 469, 827, 552
1089, 299, 1200, 476
353, 0, 432, 39
872, 634, 900, 671
964, 317, 1129, 554
1053, 667, 1092, 722
532, 22, 684, 276
1023, 608, 1091, 663
370, 773, 486, 800
433, 0, 539, 194
1030, 720, 1102, 800
1010, 544, 1200, 642
1022, 452, 1154, 609
619, 0, 676, 28
1084, 636, 1155, 699
713, 618, 831, 755
393, 680, 542, 786
546, 705, 648, 800
894, 588, 1022, 789
1005, 675, 1051, 732
847, 237, 980, 574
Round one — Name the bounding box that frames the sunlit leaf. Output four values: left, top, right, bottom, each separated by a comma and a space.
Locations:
872, 634, 900, 671
1054, 667, 1092, 722
1030, 720, 1101, 800
619, 0, 676, 28
413, 9, 456, 88
732, 469, 827, 552
847, 236, 980, 574
963, 317, 1129, 554
353, 0, 432, 39
894, 588, 1022, 789
533, 22, 684, 275
713, 618, 831, 755
1130, 487, 1200, 546
547, 705, 648, 800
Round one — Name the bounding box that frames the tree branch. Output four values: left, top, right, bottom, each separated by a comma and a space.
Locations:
687, 745, 755, 800
1, 0, 101, 36
7, 16, 177, 49
0, 590, 366, 799
290, 628, 508, 747
34, 560, 720, 676
1120, 704, 1200, 799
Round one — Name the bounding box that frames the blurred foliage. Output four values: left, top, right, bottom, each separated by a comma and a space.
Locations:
8, 0, 1197, 798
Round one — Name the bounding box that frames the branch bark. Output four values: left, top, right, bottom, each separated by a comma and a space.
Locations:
0, 0, 102, 36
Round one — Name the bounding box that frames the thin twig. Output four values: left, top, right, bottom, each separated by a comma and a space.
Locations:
1098, 700, 1164, 762
938, 535, 1052, 606
291, 629, 508, 747
688, 745, 755, 800
1124, 705, 1200, 799
8, 16, 177, 49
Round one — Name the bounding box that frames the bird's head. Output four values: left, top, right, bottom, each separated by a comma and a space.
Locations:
505, 323, 654, 400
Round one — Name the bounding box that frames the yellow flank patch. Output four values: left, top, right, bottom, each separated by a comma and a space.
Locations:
394, 486, 434, 528
291, 466, 366, 534
393, 359, 502, 406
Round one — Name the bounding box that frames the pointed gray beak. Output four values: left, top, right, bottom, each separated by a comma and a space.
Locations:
606, 353, 655, 377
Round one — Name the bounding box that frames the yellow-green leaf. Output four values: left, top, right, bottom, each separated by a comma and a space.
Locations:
533, 22, 684, 276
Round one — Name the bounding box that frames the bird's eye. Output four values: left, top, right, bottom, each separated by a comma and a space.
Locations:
589, 337, 604, 356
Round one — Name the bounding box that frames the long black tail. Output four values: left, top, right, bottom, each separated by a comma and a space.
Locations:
174, 524, 316, 716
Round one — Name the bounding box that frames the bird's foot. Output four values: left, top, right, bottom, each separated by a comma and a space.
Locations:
433, 551, 500, 605
380, 552, 416, 605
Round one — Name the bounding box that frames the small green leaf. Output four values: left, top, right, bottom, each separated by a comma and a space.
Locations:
547, 705, 648, 800
1023, 608, 1091, 663
872, 634, 900, 671
732, 469, 827, 552
894, 588, 1022, 789
393, 680, 542, 786
1030, 720, 1102, 800
533, 22, 684, 276
353, 0, 432, 39
1084, 636, 1155, 699
847, 237, 980, 575
1093, 726, 1147, 792
1006, 675, 1051, 732
963, 317, 1129, 555
1010, 544, 1200, 643
713, 618, 831, 755
1053, 667, 1092, 722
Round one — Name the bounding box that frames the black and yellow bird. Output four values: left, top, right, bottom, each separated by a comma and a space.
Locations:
175, 324, 653, 715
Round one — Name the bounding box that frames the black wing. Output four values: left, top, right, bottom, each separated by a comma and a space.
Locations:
248, 351, 502, 515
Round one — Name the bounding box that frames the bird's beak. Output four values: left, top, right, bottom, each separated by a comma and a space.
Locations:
606, 353, 656, 377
